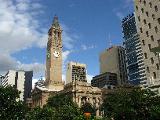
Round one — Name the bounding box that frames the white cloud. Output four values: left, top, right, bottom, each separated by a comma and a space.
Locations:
0, 54, 18, 73
0, 53, 45, 76
62, 74, 66, 83
116, 12, 124, 20
62, 50, 71, 62
113, 0, 134, 20
0, 0, 77, 81
0, 0, 47, 54
17, 62, 45, 74
81, 44, 96, 51
32, 78, 39, 89
62, 50, 72, 78
87, 74, 94, 83
61, 24, 79, 50
124, 0, 134, 9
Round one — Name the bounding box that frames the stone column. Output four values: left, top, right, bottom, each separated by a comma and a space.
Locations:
76, 96, 79, 104
96, 97, 99, 116
78, 96, 81, 107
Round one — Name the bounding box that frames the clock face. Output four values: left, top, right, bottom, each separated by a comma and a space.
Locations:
53, 51, 60, 58
47, 51, 50, 59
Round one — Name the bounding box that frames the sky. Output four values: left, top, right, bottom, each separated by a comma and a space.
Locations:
0, 0, 134, 86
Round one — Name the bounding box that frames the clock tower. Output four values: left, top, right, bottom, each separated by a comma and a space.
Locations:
45, 16, 63, 90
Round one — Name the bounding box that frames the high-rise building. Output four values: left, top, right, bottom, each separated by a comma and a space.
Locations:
134, 0, 160, 89
91, 72, 117, 89
24, 71, 33, 102
66, 62, 87, 84
122, 13, 147, 87
99, 46, 128, 85
0, 75, 4, 86
1, 70, 33, 101
2, 70, 16, 87
45, 15, 64, 90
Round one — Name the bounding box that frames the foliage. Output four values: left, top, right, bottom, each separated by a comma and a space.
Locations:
0, 86, 27, 120
25, 106, 56, 120
81, 102, 96, 117
47, 93, 74, 108
46, 93, 83, 120
101, 87, 160, 120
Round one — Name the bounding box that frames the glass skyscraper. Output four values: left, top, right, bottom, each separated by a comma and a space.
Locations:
122, 13, 147, 87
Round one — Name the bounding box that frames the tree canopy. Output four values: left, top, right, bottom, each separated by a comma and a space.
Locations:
101, 88, 160, 120
0, 86, 27, 120
2, 85, 160, 120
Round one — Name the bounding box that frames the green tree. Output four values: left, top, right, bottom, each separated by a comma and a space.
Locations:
0, 86, 27, 120
101, 87, 160, 120
26, 106, 56, 120
81, 102, 96, 118
46, 93, 83, 120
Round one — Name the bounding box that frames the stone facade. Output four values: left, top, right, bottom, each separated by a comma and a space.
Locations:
32, 86, 56, 108
134, 0, 160, 90
45, 16, 64, 90
60, 81, 102, 116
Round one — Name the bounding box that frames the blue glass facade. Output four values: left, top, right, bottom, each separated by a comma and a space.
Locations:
122, 14, 147, 86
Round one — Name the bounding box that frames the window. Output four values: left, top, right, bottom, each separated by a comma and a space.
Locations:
158, 40, 160, 46
151, 35, 154, 41
158, 18, 160, 24
142, 40, 145, 45
136, 6, 138, 10
148, 44, 151, 50
152, 14, 155, 20
155, 6, 158, 12
144, 53, 147, 59
146, 12, 149, 17
151, 57, 154, 64
149, 2, 152, 8
148, 23, 151, 28
143, 0, 146, 5
147, 67, 150, 73
140, 28, 143, 33
146, 31, 149, 37
141, 8, 144, 13
155, 26, 158, 33
138, 16, 141, 21
153, 72, 156, 79
144, 19, 147, 24
156, 64, 159, 70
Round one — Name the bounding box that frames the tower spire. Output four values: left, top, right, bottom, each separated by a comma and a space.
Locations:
52, 15, 60, 28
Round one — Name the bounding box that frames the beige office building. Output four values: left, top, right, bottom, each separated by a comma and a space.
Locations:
100, 46, 128, 85
1, 70, 33, 101
66, 62, 87, 84
134, 0, 160, 91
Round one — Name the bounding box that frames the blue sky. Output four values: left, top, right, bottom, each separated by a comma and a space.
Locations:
0, 0, 134, 84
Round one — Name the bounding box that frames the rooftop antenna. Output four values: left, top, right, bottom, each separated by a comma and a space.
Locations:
108, 33, 112, 48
